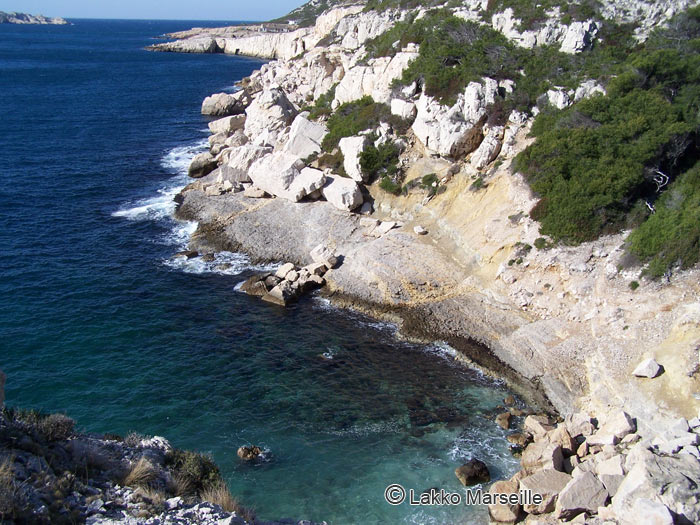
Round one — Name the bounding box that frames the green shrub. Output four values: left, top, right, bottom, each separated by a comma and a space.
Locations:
534, 237, 552, 250
379, 176, 403, 195
629, 280, 640, 290
322, 97, 403, 152
307, 84, 337, 120
470, 177, 485, 191
360, 140, 400, 179
366, 8, 636, 108
515, 86, 692, 243
627, 164, 700, 277
484, 0, 601, 31
165, 449, 222, 495
513, 7, 700, 275
316, 150, 345, 174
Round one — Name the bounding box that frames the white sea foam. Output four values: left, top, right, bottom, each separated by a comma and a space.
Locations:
423, 341, 458, 361
113, 138, 276, 277
112, 140, 208, 222
164, 250, 277, 276
161, 139, 209, 175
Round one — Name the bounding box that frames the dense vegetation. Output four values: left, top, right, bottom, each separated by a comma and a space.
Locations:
515, 7, 700, 276
321, 96, 410, 151
484, 0, 600, 30
365, 10, 635, 109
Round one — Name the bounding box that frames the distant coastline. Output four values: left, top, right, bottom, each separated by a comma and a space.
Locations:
0, 11, 68, 25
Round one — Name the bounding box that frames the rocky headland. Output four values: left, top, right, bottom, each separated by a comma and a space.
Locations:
0, 12, 68, 25
150, 0, 700, 522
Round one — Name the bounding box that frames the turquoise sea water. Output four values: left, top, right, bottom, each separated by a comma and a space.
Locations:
0, 19, 519, 523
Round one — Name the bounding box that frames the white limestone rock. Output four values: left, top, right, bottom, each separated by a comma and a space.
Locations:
244, 87, 298, 142
412, 94, 481, 158
391, 99, 417, 120
470, 126, 504, 169
248, 152, 306, 201
612, 448, 700, 524
310, 244, 338, 269
633, 358, 662, 378
208, 115, 246, 135
598, 410, 636, 440
555, 472, 608, 520
560, 21, 598, 54
574, 79, 606, 102
201, 91, 250, 116
282, 114, 328, 159
321, 175, 363, 211
222, 144, 272, 183
334, 49, 419, 105
519, 469, 572, 514
287, 167, 327, 202
339, 136, 368, 182
545, 88, 572, 110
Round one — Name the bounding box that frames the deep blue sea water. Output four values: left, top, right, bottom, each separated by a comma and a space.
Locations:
0, 20, 519, 524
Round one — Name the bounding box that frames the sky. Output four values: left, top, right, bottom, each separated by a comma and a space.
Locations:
0, 0, 308, 21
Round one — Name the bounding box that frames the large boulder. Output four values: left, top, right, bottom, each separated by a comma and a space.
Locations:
559, 21, 598, 54
321, 174, 363, 211
334, 49, 419, 105
287, 167, 327, 202
524, 415, 555, 439
201, 91, 250, 116
411, 81, 497, 158
310, 245, 338, 269
597, 410, 636, 440
520, 469, 572, 514
282, 114, 328, 159
237, 445, 262, 461
487, 480, 520, 522
391, 99, 417, 120
339, 136, 368, 182
470, 125, 503, 169
248, 152, 324, 202
554, 472, 609, 520
188, 152, 217, 178
612, 446, 700, 524
221, 144, 272, 183
208, 115, 246, 135
244, 87, 298, 141
455, 459, 490, 486
521, 441, 564, 473
619, 498, 673, 525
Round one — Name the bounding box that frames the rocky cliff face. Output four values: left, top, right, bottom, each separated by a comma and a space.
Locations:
0, 11, 68, 24
157, 3, 700, 520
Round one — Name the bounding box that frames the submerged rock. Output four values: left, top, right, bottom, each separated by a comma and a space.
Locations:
455, 459, 490, 486
237, 445, 262, 461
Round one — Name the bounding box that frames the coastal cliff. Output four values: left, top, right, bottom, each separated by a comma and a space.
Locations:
153, 1, 700, 521
162, 0, 700, 423
0, 11, 68, 25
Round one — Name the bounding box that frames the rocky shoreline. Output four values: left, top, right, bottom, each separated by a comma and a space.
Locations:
159, 1, 700, 522
0, 369, 323, 525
